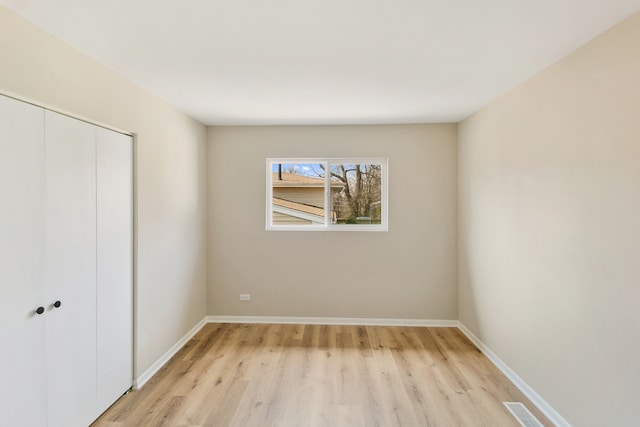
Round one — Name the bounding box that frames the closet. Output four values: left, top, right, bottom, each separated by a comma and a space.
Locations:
0, 94, 133, 427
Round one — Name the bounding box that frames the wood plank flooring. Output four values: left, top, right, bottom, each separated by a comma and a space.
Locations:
92, 323, 552, 426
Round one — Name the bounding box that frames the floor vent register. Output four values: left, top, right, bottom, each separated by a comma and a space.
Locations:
503, 402, 544, 427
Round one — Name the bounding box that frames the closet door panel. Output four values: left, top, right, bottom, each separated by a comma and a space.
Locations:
0, 96, 47, 426
96, 127, 133, 413
45, 111, 97, 427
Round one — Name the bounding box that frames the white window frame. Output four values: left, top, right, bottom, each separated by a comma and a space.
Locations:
266, 158, 388, 231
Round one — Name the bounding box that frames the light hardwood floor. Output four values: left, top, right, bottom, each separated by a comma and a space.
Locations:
93, 323, 552, 426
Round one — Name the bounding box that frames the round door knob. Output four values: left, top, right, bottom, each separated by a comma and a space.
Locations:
53, 300, 61, 308
35, 306, 45, 315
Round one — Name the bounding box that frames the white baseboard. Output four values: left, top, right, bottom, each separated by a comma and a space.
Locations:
206, 315, 458, 327
456, 322, 570, 427
134, 317, 208, 389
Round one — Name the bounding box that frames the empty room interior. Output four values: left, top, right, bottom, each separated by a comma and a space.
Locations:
1, 1, 639, 426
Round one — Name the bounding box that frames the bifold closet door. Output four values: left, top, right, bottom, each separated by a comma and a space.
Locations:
45, 110, 98, 427
96, 127, 133, 414
0, 96, 47, 426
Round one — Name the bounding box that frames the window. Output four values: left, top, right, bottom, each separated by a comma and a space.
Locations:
266, 158, 388, 231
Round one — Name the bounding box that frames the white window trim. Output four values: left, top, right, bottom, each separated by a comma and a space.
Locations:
266, 157, 388, 231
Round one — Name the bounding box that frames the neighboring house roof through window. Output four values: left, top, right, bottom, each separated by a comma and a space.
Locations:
272, 197, 326, 224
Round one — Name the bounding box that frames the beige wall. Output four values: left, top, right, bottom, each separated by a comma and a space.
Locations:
458, 12, 640, 426
0, 6, 208, 377
208, 125, 457, 319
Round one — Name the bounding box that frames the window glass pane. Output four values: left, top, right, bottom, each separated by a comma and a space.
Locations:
271, 163, 326, 226
329, 163, 383, 225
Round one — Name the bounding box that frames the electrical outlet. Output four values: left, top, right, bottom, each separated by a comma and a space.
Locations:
239, 294, 251, 301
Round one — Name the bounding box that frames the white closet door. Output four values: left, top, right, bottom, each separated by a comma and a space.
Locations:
0, 96, 47, 426
96, 127, 133, 413
45, 111, 98, 427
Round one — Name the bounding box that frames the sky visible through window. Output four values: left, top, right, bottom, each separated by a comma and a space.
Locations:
271, 163, 324, 178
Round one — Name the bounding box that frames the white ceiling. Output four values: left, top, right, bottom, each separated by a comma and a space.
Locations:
2, 0, 640, 125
